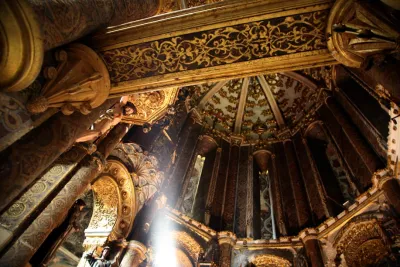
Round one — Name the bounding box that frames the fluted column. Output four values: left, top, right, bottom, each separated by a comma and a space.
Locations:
323, 97, 382, 190
300, 230, 324, 267
217, 231, 237, 267
0, 123, 129, 266
0, 99, 115, 213
0, 0, 162, 92
120, 241, 147, 267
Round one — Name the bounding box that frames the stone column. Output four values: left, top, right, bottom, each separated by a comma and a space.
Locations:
0, 0, 162, 92
323, 97, 382, 190
283, 140, 312, 228
269, 154, 287, 236
222, 137, 241, 231
205, 147, 222, 226
294, 134, 332, 220
217, 231, 237, 267
0, 99, 115, 213
120, 241, 147, 267
0, 143, 92, 252
379, 177, 400, 214
0, 123, 129, 266
300, 230, 324, 267
165, 116, 201, 207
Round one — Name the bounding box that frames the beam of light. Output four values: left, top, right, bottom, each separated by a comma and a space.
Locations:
152, 218, 177, 267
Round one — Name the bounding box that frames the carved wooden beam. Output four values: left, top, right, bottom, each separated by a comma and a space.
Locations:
90, 0, 336, 96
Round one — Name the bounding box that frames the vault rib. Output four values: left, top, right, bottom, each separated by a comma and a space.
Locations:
257, 75, 285, 128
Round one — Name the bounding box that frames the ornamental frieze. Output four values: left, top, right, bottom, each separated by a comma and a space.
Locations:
100, 10, 329, 84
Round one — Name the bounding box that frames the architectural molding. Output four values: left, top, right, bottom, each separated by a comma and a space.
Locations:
0, 0, 44, 92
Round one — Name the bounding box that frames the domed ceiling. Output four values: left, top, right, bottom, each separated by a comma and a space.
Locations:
188, 71, 329, 144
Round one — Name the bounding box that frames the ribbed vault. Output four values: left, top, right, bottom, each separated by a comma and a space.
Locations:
188, 72, 323, 144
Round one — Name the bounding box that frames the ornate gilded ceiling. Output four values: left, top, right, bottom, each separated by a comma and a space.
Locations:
189, 70, 328, 144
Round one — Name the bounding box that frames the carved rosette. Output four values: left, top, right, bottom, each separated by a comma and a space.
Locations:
0, 0, 44, 92
26, 44, 110, 115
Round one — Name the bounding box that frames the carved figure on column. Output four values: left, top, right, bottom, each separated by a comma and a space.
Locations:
76, 97, 137, 142
26, 44, 111, 116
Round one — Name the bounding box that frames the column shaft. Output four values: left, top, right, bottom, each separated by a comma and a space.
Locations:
28, 0, 162, 51
222, 144, 240, 231
269, 155, 287, 236
0, 123, 129, 266
217, 232, 236, 267
381, 179, 400, 214
0, 144, 88, 252
293, 134, 332, 221
304, 238, 324, 267
322, 97, 382, 190
205, 147, 222, 226
283, 140, 312, 228
120, 241, 147, 267
0, 99, 115, 213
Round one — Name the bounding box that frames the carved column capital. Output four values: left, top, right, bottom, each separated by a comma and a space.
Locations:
327, 0, 400, 68
299, 228, 318, 244
217, 231, 237, 246
26, 44, 110, 115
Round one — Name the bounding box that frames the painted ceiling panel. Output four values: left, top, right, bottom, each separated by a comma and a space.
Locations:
188, 68, 328, 144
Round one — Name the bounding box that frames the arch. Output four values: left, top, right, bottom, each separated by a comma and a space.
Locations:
250, 254, 292, 267
172, 230, 204, 262
83, 159, 136, 249
333, 214, 393, 267
83, 176, 119, 249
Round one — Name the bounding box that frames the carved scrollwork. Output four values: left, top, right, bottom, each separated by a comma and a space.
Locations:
100, 10, 328, 83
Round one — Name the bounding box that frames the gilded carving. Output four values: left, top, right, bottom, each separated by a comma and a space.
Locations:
250, 254, 292, 267
101, 10, 328, 83
334, 219, 393, 267
121, 88, 179, 125
0, 153, 105, 267
26, 44, 110, 115
0, 145, 87, 234
327, 0, 400, 67
172, 230, 204, 260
